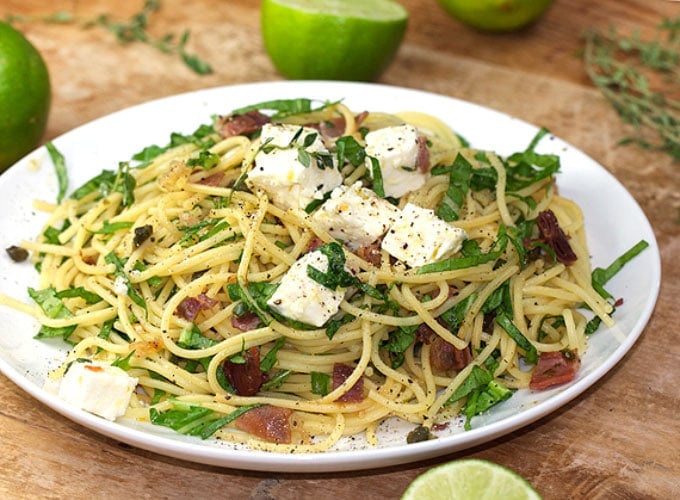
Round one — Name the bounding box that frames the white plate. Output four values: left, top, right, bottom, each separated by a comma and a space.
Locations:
0, 81, 660, 472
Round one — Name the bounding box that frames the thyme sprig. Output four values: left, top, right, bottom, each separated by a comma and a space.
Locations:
583, 17, 680, 160
5, 0, 212, 75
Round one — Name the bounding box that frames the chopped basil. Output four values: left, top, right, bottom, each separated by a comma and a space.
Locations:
495, 312, 538, 364
591, 240, 649, 300
45, 141, 68, 204
230, 98, 338, 120
335, 135, 366, 167
260, 337, 286, 373
310, 371, 330, 396
178, 323, 219, 350
381, 324, 417, 369
150, 400, 262, 439
92, 220, 134, 235
368, 156, 385, 198
307, 242, 356, 291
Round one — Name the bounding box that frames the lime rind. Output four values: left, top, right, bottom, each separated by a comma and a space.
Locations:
401, 459, 542, 500
266, 0, 408, 21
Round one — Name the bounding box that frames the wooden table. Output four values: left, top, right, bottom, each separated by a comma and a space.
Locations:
1, 0, 678, 497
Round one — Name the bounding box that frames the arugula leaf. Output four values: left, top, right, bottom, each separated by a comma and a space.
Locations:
226, 281, 277, 325
55, 286, 102, 305
495, 312, 538, 364
230, 98, 337, 120
261, 370, 292, 390
131, 123, 217, 162
70, 170, 118, 201
444, 365, 513, 430
28, 287, 77, 340
92, 220, 134, 235
439, 293, 477, 331
461, 380, 513, 430
591, 240, 649, 299
307, 242, 357, 290
178, 323, 219, 350
446, 365, 493, 404
310, 371, 330, 396
111, 350, 135, 370
260, 337, 286, 373
336, 136, 366, 167
368, 156, 385, 198
45, 142, 68, 204
417, 225, 509, 274
186, 150, 220, 169
435, 152, 473, 222
381, 324, 417, 369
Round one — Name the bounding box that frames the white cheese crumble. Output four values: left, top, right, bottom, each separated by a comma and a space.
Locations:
311, 181, 400, 250
364, 124, 428, 198
266, 249, 349, 327
113, 275, 128, 295
381, 202, 468, 268
58, 362, 138, 421
249, 123, 342, 210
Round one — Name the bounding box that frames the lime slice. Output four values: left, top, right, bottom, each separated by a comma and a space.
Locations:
261, 0, 408, 81
436, 0, 554, 33
401, 459, 542, 500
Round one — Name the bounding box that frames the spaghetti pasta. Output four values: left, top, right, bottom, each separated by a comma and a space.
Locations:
1, 98, 621, 452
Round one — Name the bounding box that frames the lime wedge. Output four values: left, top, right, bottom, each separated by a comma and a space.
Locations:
260, 0, 408, 81
401, 459, 542, 500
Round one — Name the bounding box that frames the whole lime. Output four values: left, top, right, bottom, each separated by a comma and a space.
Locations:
261, 0, 408, 81
436, 0, 554, 32
0, 22, 51, 172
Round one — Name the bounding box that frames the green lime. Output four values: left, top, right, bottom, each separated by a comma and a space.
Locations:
436, 0, 554, 32
0, 21, 51, 172
401, 459, 542, 500
261, 0, 408, 81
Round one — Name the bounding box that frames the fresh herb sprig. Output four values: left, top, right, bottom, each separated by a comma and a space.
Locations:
5, 0, 212, 75
583, 17, 680, 160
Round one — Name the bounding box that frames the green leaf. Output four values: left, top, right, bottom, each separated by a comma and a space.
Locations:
310, 371, 330, 396
445, 365, 492, 405
591, 240, 649, 299
45, 142, 68, 204
336, 136, 366, 167
368, 156, 385, 198
178, 323, 219, 350
381, 324, 417, 369
306, 242, 356, 291
260, 337, 286, 373
495, 312, 538, 364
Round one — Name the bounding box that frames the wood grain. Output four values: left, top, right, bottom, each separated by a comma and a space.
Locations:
0, 0, 678, 498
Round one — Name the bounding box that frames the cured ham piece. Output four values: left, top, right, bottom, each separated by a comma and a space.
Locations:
536, 209, 578, 265
332, 363, 364, 403
416, 135, 430, 173
235, 405, 293, 444
218, 110, 271, 137
223, 347, 264, 396
175, 293, 218, 321
231, 311, 261, 332
429, 335, 472, 371
529, 350, 580, 390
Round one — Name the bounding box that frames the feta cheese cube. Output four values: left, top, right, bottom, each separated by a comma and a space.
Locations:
58, 361, 138, 421
249, 123, 342, 210
364, 124, 428, 199
381, 203, 467, 268
311, 181, 400, 250
267, 249, 349, 327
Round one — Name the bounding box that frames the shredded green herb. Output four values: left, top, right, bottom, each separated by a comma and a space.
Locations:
583, 17, 680, 160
